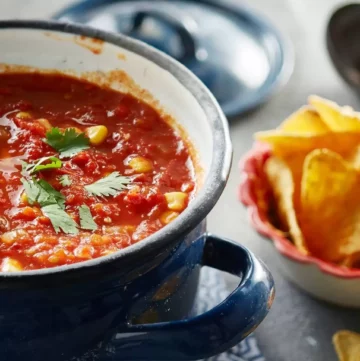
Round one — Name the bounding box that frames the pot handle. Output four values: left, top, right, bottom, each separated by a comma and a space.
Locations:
109, 234, 274, 360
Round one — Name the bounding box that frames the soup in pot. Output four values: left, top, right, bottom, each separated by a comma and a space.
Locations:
0, 72, 196, 271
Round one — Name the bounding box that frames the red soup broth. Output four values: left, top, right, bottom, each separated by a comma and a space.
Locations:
0, 72, 196, 271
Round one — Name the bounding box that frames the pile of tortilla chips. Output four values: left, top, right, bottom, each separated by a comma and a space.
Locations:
255, 95, 360, 268
333, 330, 360, 361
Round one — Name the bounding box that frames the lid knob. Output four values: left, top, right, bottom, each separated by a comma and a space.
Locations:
128, 10, 196, 63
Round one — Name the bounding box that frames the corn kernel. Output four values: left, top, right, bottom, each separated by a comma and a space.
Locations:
59, 238, 77, 248
1, 229, 28, 244
20, 192, 28, 205
36, 118, 52, 130
0, 231, 17, 244
85, 125, 108, 145
22, 206, 36, 219
16, 112, 31, 119
74, 245, 94, 259
33, 251, 48, 263
1, 257, 23, 272
164, 192, 188, 211
104, 225, 135, 235
25, 245, 39, 255
160, 210, 179, 225
25, 242, 51, 255
128, 156, 153, 173
48, 249, 66, 264
89, 234, 102, 246
22, 207, 41, 219
34, 234, 56, 245
123, 225, 136, 233
90, 234, 111, 246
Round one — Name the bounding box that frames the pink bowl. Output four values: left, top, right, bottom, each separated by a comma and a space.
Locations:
239, 142, 360, 280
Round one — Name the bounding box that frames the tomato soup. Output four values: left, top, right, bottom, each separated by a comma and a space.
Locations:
0, 73, 195, 271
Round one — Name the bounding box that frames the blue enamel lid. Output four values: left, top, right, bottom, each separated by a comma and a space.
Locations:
53, 0, 293, 118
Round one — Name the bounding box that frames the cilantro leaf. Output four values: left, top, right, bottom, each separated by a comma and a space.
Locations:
45, 127, 90, 158
21, 177, 77, 234
21, 161, 29, 176
42, 204, 78, 234
59, 175, 72, 187
22, 156, 62, 174
79, 205, 98, 231
84, 172, 132, 197
32, 157, 62, 173
21, 178, 65, 209
37, 179, 65, 209
21, 178, 41, 205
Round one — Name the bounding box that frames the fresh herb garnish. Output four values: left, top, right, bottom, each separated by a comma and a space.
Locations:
59, 175, 72, 187
84, 172, 132, 197
21, 177, 65, 208
45, 127, 90, 158
21, 178, 42, 204
79, 205, 98, 231
21, 177, 77, 234
22, 156, 62, 175
42, 204, 78, 234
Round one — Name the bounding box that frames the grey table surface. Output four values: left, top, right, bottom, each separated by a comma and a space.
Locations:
2, 0, 360, 360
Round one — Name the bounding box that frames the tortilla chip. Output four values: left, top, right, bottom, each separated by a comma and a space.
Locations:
309, 95, 360, 131
299, 149, 360, 262
279, 105, 329, 133
333, 330, 360, 361
347, 145, 360, 170
264, 156, 308, 254
253, 96, 360, 268
280, 153, 309, 213
254, 131, 360, 160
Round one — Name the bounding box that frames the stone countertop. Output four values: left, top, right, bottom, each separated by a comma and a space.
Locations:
1, 1, 359, 360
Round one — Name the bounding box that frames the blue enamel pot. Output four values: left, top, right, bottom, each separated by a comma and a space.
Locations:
0, 20, 275, 361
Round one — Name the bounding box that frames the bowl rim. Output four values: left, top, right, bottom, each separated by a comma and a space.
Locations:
239, 143, 360, 279
0, 20, 232, 279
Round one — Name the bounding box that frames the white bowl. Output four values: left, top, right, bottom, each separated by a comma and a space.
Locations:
239, 143, 360, 308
